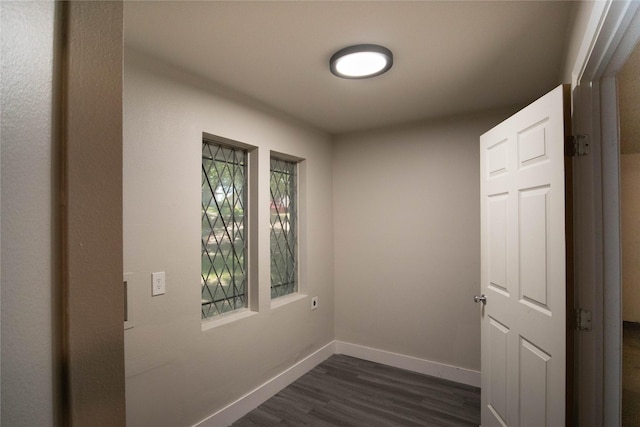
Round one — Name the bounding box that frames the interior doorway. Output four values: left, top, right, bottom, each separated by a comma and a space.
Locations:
620, 39, 640, 426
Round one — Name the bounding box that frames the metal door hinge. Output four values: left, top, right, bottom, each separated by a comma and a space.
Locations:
575, 308, 592, 331
565, 135, 590, 157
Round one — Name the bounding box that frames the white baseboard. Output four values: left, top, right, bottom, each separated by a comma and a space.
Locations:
335, 341, 481, 388
193, 341, 335, 427
194, 340, 479, 426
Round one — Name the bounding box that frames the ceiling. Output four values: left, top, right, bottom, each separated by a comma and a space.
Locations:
124, 1, 574, 135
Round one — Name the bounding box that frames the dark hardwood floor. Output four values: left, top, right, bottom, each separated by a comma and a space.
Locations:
624, 321, 640, 427
232, 354, 480, 426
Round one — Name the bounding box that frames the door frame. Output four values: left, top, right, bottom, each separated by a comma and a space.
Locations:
61, 2, 126, 425
571, 1, 640, 424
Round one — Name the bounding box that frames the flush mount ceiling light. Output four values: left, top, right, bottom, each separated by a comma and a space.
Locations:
330, 44, 393, 79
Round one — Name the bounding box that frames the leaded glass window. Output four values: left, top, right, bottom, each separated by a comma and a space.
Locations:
202, 141, 247, 318
270, 157, 297, 298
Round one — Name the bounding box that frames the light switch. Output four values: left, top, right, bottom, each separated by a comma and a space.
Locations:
152, 272, 165, 296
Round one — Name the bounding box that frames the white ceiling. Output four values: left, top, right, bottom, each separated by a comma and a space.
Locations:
124, 1, 574, 135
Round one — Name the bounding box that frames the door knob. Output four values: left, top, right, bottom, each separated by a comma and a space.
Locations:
474, 294, 487, 305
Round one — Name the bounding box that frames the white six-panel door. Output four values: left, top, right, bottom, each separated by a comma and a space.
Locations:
480, 85, 570, 426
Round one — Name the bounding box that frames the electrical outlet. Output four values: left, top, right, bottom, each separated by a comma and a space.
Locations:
311, 296, 318, 310
152, 272, 165, 296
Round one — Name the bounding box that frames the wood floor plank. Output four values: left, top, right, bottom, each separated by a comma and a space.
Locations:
232, 355, 480, 426
623, 321, 640, 426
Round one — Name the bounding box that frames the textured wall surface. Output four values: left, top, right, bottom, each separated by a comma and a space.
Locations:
1, 2, 58, 426
621, 41, 640, 322
622, 154, 640, 322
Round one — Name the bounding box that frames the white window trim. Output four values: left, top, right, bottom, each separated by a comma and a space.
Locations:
201, 308, 258, 331
270, 292, 307, 310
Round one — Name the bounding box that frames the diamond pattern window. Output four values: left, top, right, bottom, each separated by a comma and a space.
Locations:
270, 157, 297, 298
202, 141, 247, 318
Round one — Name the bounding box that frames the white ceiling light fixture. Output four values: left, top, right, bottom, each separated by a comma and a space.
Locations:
330, 44, 393, 79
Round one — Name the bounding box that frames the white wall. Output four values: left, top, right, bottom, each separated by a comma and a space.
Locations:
622, 154, 640, 322
620, 38, 640, 323
333, 109, 513, 373
123, 50, 334, 427
1, 2, 59, 426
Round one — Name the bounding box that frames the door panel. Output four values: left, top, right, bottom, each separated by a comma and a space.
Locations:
519, 337, 551, 427
489, 316, 509, 426
489, 194, 508, 294
519, 186, 550, 312
480, 85, 570, 426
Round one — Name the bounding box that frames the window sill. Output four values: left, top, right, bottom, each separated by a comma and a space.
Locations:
270, 293, 307, 310
201, 308, 257, 332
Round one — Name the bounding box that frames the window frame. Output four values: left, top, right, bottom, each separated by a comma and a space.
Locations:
269, 155, 299, 299
201, 133, 257, 323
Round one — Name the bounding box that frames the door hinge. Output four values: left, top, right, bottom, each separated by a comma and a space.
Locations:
575, 308, 592, 331
565, 135, 590, 157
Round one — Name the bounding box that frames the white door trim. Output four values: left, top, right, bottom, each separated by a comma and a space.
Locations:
572, 1, 640, 424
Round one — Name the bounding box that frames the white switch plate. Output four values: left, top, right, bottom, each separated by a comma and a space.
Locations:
152, 272, 165, 296
311, 296, 318, 310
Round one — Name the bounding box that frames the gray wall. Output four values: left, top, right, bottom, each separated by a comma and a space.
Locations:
561, 1, 599, 85
1, 2, 58, 425
123, 50, 335, 426
620, 41, 640, 322
333, 110, 513, 372
123, 47, 517, 425
621, 154, 640, 321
